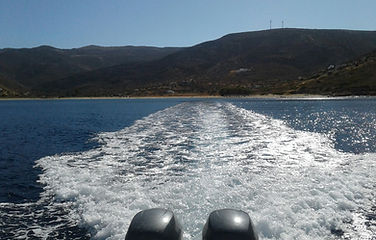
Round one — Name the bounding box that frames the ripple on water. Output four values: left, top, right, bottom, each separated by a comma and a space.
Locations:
3, 102, 375, 239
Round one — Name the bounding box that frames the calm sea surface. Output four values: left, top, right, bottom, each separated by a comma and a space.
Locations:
0, 98, 375, 239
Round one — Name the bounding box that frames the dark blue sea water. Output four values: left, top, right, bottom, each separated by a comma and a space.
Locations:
0, 98, 375, 239
0, 99, 186, 203
232, 98, 376, 154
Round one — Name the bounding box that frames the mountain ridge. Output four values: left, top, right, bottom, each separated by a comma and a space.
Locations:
0, 45, 183, 96
1, 28, 376, 97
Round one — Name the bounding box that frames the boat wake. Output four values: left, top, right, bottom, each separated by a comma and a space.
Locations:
2, 101, 375, 239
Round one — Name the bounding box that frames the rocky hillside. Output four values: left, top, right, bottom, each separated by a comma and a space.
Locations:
282, 50, 376, 96
2, 28, 376, 97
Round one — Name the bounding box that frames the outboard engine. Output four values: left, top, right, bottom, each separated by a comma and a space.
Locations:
202, 209, 258, 240
125, 208, 182, 240
125, 208, 258, 240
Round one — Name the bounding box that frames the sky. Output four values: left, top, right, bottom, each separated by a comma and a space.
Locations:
1, 0, 376, 49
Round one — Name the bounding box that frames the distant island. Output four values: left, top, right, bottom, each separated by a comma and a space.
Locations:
1, 28, 376, 98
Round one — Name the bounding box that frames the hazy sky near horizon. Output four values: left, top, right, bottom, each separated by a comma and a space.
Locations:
1, 0, 375, 48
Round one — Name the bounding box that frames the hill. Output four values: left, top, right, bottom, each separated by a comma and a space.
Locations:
39, 28, 376, 97
0, 45, 182, 96
2, 28, 376, 97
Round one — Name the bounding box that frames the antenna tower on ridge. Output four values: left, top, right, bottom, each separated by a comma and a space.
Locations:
270, 20, 272, 30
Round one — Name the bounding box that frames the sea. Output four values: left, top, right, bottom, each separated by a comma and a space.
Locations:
0, 97, 375, 240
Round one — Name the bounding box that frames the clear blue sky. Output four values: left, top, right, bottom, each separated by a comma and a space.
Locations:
1, 0, 375, 49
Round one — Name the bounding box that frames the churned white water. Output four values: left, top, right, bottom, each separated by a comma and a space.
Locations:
35, 102, 376, 239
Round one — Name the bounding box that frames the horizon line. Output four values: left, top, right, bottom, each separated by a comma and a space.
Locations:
1, 27, 375, 50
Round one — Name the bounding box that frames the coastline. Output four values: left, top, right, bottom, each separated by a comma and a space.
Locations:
0, 94, 374, 101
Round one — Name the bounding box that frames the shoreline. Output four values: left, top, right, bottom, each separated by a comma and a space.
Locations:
0, 94, 374, 101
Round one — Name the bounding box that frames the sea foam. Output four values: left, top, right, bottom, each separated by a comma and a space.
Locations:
33, 102, 375, 239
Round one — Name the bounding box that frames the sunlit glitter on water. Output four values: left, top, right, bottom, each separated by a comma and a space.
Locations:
2, 101, 375, 239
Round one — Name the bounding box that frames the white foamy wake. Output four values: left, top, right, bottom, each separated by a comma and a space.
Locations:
35, 101, 376, 239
